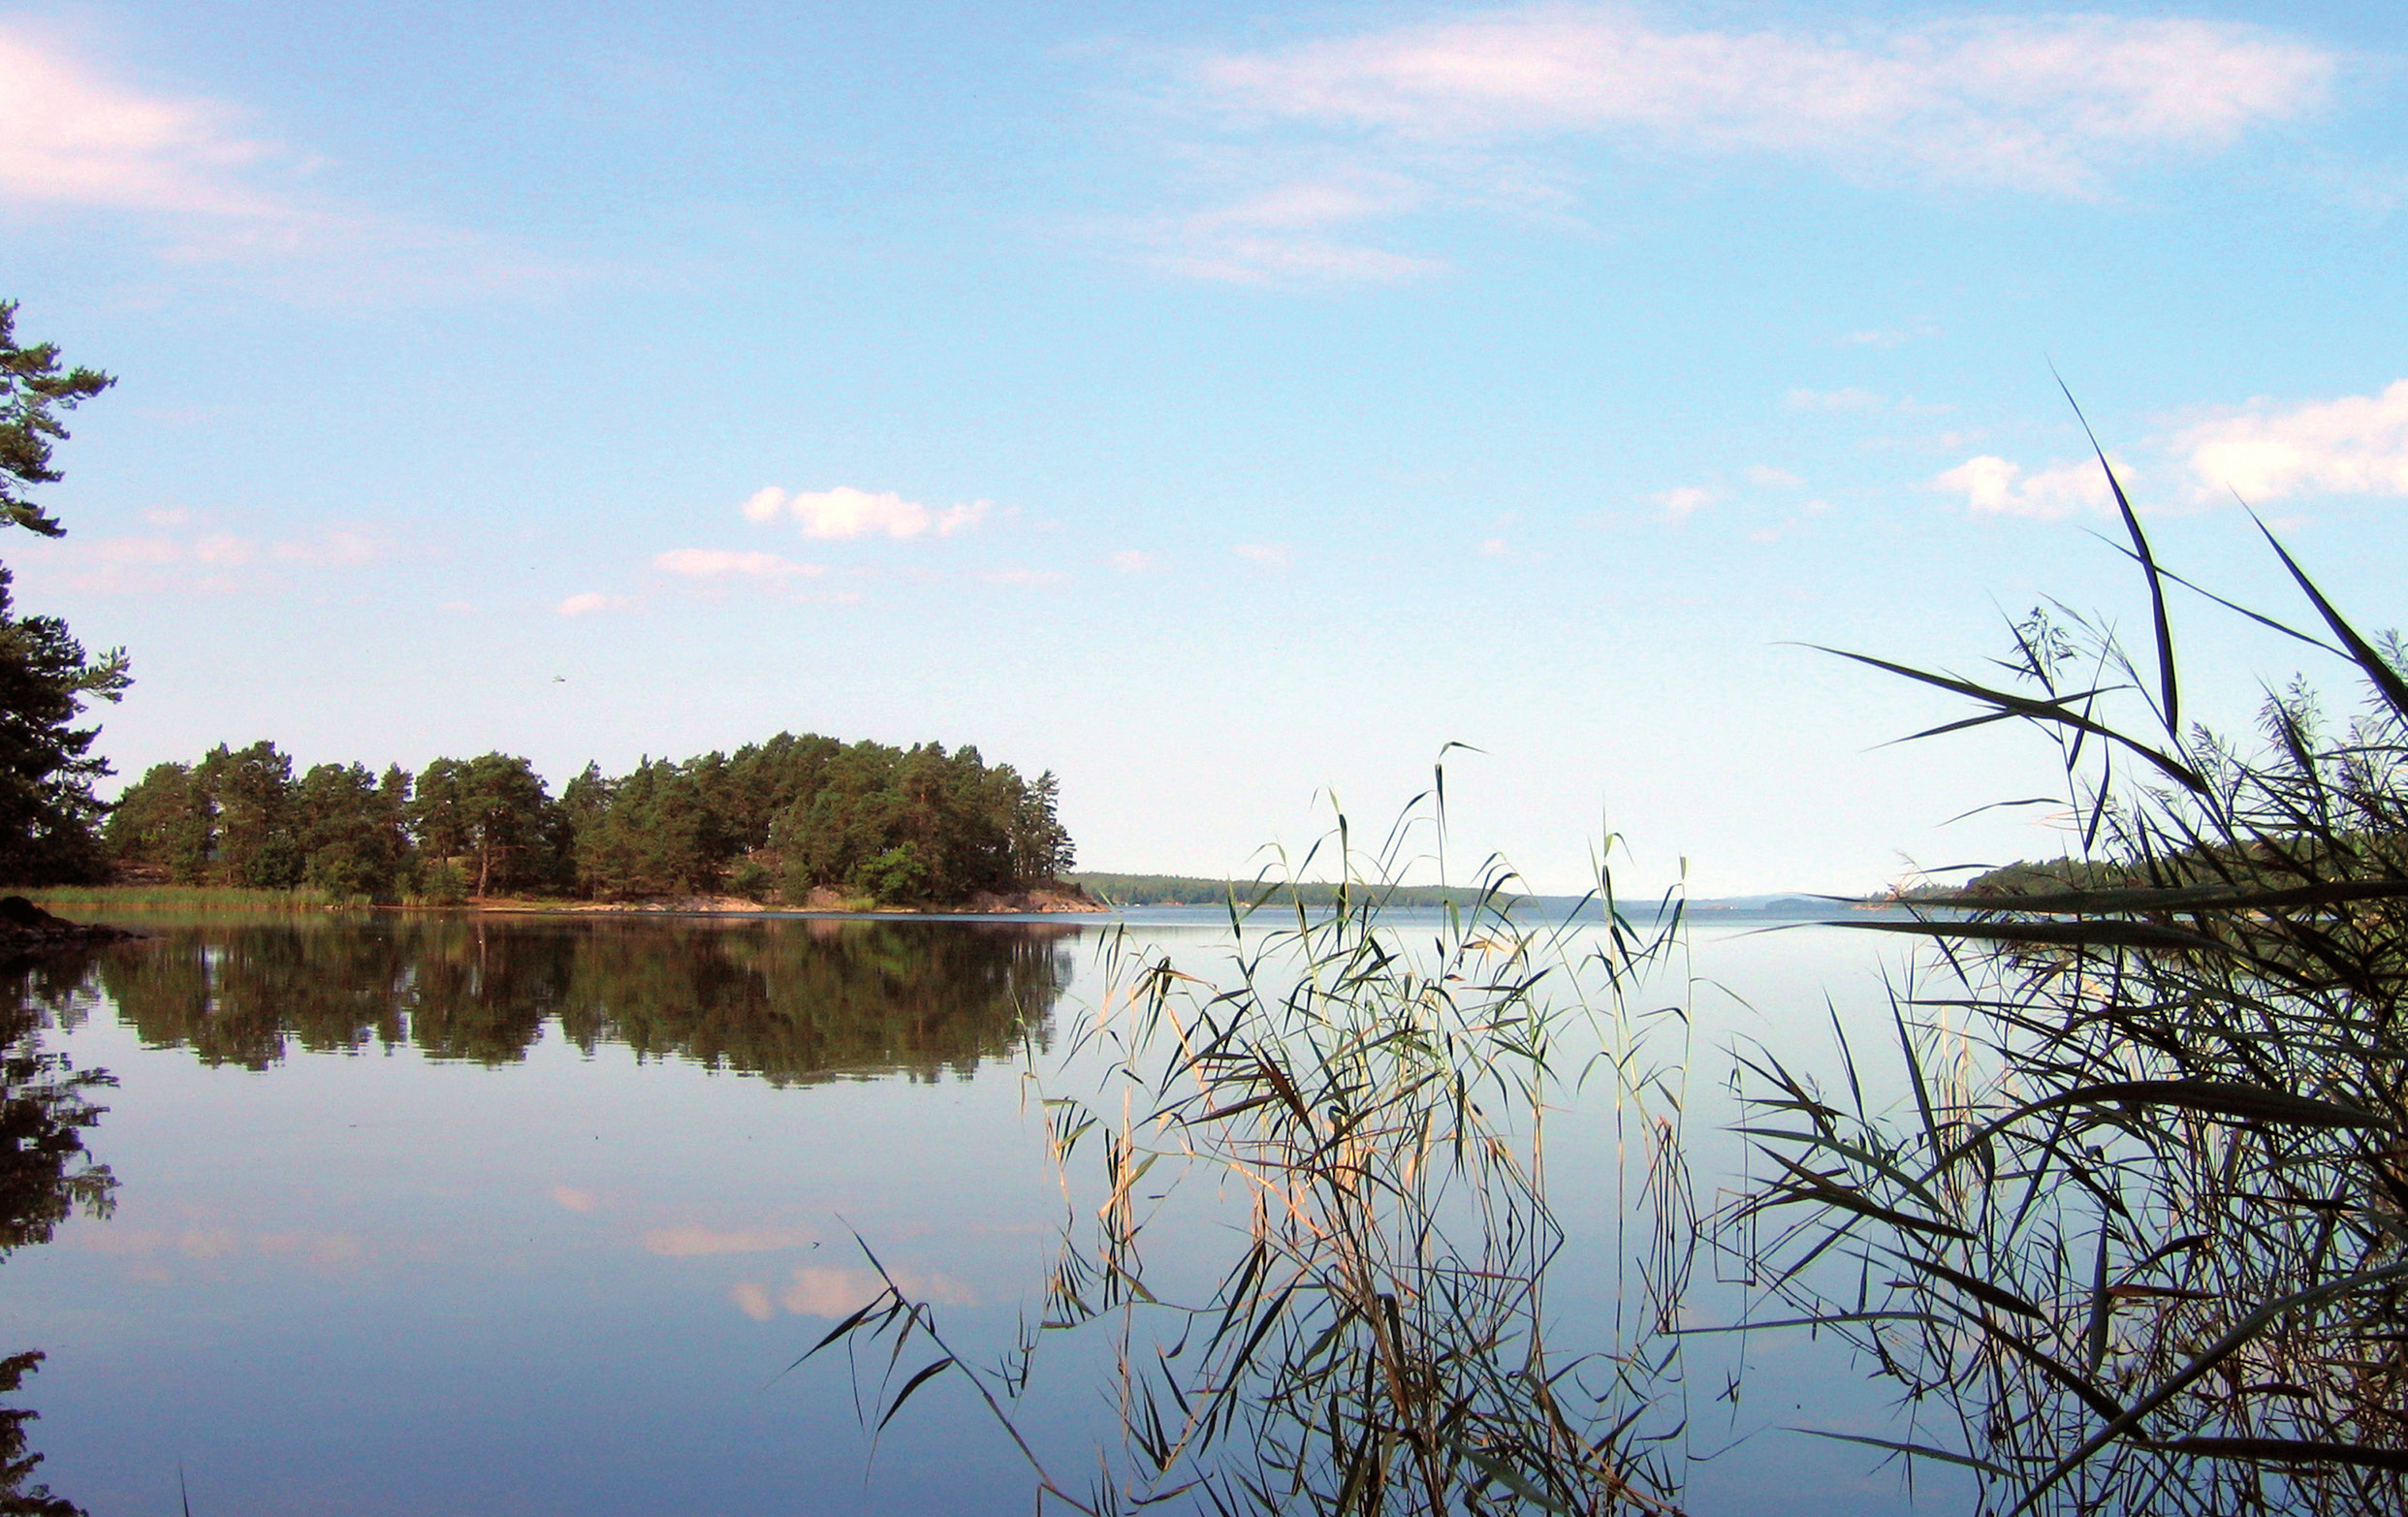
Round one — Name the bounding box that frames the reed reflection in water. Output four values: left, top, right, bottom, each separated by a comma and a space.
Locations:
77, 915, 1073, 1082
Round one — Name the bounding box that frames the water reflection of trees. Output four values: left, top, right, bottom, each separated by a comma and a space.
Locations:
86, 918, 1075, 1084
2, 953, 114, 1517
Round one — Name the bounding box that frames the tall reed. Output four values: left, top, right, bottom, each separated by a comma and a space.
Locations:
24, 884, 358, 912
1721, 454, 2408, 1515
808, 777, 1699, 1514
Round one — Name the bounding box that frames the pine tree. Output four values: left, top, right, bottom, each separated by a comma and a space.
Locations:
0, 571, 126, 883
0, 303, 126, 884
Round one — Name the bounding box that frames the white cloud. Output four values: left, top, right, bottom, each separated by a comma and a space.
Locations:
1933, 455, 2116, 521
0, 26, 576, 294
28, 523, 388, 592
725, 1266, 974, 1322
1192, 11, 2329, 195
1146, 224, 1444, 285
270, 528, 385, 566
1745, 464, 1804, 490
2178, 380, 2408, 501
729, 1281, 776, 1322
556, 592, 633, 616
1129, 169, 1450, 284
1108, 549, 1155, 573
189, 534, 256, 567
1477, 537, 1510, 556
1651, 486, 1718, 520
653, 548, 820, 578
1134, 9, 2330, 281
742, 485, 990, 541
1234, 542, 1294, 568
0, 27, 286, 218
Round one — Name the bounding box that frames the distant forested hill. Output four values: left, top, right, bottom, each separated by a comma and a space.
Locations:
102, 733, 1074, 907
1068, 873, 1521, 909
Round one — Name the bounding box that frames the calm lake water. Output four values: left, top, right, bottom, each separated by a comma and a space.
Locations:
1, 910, 1976, 1515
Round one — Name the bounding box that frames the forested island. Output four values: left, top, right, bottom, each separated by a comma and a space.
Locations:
97, 734, 1085, 911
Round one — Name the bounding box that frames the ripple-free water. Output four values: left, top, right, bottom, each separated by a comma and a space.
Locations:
1, 911, 1973, 1515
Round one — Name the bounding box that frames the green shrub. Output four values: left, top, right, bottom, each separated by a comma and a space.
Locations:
416, 862, 469, 907
728, 858, 775, 902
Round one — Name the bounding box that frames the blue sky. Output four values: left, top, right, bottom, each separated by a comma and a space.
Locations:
3, 1, 2404, 895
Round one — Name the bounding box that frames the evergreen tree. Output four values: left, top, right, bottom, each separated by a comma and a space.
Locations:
293, 762, 409, 901
0, 304, 125, 885
198, 742, 301, 889
412, 754, 554, 898
99, 762, 206, 882
0, 302, 111, 541
0, 572, 127, 883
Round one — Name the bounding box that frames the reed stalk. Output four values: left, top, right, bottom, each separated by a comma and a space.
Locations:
808, 774, 1699, 1514
1719, 449, 2408, 1515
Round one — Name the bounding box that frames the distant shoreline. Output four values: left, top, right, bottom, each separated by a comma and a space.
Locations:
17, 883, 1110, 917
18, 882, 1941, 924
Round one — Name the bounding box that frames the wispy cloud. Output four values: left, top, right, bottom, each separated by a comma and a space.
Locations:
1745, 464, 1804, 490
729, 1265, 974, 1323
1129, 8, 2334, 280
1233, 542, 1294, 568
2178, 380, 2408, 501
0, 26, 288, 219
556, 591, 635, 616
1651, 485, 1718, 521
1933, 455, 2116, 521
1107, 549, 1155, 573
28, 523, 393, 593
743, 486, 989, 541
1192, 11, 2329, 187
1125, 167, 1450, 284
0, 24, 574, 293
653, 548, 822, 578
1838, 322, 1943, 348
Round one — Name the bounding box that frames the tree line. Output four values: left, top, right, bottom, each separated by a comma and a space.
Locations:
101, 733, 1076, 906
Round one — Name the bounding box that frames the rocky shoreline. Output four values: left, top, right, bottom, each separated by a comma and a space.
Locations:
0, 895, 139, 964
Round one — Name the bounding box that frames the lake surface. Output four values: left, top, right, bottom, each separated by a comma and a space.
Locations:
0, 910, 1976, 1515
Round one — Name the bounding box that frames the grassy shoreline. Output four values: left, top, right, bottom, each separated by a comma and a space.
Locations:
15, 883, 1105, 916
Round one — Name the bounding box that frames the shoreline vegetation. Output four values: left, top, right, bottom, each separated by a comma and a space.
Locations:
20, 881, 1106, 916
78, 731, 1083, 913
22, 876, 1956, 919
